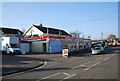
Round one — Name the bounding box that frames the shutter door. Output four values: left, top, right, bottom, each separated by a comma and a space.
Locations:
31, 42, 43, 53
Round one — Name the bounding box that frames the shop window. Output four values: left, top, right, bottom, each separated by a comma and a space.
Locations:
33, 34, 39, 37
63, 44, 68, 49
71, 43, 76, 48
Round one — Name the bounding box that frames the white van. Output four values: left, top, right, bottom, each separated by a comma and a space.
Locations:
1, 37, 25, 54
6, 43, 21, 54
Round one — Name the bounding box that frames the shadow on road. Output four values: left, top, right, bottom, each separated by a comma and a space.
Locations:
2, 55, 54, 75
28, 67, 71, 73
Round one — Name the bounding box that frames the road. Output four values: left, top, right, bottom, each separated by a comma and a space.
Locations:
2, 46, 119, 80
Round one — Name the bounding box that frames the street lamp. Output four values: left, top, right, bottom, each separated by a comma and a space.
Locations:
101, 32, 103, 40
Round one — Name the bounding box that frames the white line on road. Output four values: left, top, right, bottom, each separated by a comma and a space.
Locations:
112, 54, 115, 56
71, 61, 91, 69
105, 54, 109, 56
63, 74, 76, 79
71, 65, 84, 69
104, 57, 111, 61
84, 61, 101, 71
95, 57, 103, 60
63, 72, 70, 76
42, 72, 61, 79
47, 57, 84, 67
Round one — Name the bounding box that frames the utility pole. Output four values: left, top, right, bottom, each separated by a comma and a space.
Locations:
101, 32, 103, 40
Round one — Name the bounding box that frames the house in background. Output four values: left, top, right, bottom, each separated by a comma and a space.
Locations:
0, 27, 23, 37
0, 27, 23, 54
23, 24, 71, 37
20, 24, 91, 54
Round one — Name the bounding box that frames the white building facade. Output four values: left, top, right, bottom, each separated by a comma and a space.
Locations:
20, 24, 91, 53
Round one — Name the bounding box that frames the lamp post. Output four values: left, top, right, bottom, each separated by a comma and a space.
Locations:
101, 32, 103, 40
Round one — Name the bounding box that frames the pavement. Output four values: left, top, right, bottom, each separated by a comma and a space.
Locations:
1, 49, 91, 76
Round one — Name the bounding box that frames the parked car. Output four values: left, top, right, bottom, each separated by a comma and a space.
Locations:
91, 44, 104, 55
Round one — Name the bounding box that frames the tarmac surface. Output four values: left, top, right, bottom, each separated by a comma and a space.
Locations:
2, 49, 90, 76
2, 53, 62, 76
2, 46, 119, 80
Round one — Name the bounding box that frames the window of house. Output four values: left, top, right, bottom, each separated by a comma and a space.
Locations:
33, 34, 39, 37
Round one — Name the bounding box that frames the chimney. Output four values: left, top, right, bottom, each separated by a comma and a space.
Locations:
38, 24, 43, 27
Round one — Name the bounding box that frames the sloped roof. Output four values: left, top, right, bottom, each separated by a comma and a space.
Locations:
0, 27, 23, 35
33, 25, 71, 36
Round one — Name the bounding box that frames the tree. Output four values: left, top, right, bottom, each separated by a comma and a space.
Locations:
107, 34, 116, 42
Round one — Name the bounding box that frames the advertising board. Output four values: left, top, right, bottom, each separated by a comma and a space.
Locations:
62, 49, 68, 58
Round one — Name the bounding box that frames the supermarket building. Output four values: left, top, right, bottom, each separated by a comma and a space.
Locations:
20, 24, 91, 53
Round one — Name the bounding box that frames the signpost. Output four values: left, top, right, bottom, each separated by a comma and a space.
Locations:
62, 49, 69, 58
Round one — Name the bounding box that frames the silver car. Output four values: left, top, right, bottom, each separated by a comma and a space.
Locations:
91, 47, 104, 55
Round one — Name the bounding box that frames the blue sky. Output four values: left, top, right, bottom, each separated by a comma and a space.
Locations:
2, 2, 118, 40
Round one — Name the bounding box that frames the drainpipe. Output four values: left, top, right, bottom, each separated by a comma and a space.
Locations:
59, 30, 61, 36
31, 30, 32, 37
47, 27, 49, 35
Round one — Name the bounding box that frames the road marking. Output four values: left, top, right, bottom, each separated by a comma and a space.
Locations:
63, 74, 76, 80
42, 72, 61, 79
71, 65, 84, 69
63, 72, 70, 76
104, 57, 110, 61
71, 61, 91, 69
47, 57, 84, 67
84, 61, 101, 71
112, 54, 115, 56
105, 54, 109, 56
83, 61, 92, 65
95, 57, 103, 60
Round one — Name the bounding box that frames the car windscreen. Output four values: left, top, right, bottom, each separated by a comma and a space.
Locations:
94, 47, 101, 50
10, 44, 18, 48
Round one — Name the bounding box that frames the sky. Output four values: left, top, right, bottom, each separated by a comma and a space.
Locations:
2, 2, 118, 40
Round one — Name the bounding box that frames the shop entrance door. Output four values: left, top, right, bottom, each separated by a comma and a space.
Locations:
43, 43, 46, 52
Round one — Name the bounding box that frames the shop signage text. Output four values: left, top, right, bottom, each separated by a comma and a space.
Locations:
20, 36, 49, 41
20, 36, 91, 41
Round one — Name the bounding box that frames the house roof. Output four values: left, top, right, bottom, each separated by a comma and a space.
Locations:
33, 25, 71, 36
0, 27, 23, 35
